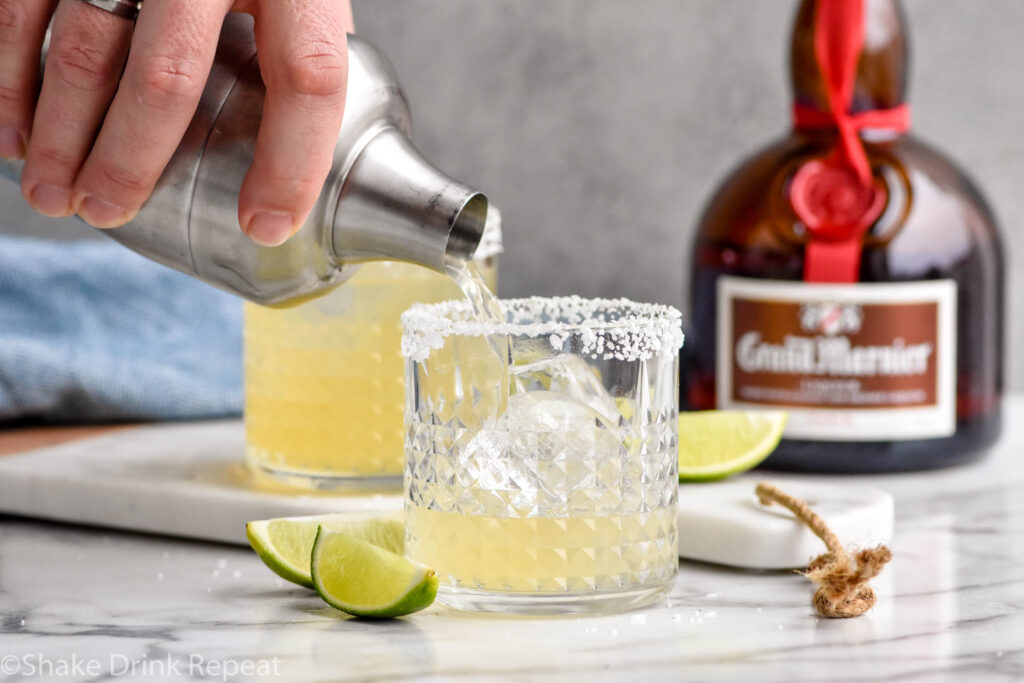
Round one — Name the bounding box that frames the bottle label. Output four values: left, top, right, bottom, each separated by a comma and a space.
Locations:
716, 277, 957, 441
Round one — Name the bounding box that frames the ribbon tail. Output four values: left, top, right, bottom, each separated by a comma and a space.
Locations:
804, 239, 863, 283
837, 121, 873, 185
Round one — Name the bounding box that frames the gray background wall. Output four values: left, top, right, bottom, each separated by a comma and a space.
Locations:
2, 0, 1021, 386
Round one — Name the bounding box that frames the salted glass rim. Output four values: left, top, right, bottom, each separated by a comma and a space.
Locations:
401, 295, 684, 362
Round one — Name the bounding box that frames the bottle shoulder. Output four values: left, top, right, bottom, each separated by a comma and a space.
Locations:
888, 135, 1000, 229
875, 135, 1003, 278
693, 135, 809, 246
693, 132, 1003, 274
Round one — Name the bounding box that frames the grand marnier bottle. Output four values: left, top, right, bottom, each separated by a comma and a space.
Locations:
685, 0, 1004, 472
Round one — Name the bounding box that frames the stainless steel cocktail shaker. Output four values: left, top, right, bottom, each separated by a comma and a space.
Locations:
0, 15, 488, 305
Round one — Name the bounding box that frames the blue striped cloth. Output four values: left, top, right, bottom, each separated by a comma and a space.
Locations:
0, 236, 243, 422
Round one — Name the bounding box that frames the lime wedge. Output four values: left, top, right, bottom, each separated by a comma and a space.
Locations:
678, 410, 788, 482
246, 513, 403, 588
312, 526, 438, 618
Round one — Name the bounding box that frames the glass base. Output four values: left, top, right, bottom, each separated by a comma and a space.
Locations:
245, 456, 401, 492
435, 582, 673, 615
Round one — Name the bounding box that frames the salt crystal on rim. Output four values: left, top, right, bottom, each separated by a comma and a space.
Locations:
401, 295, 684, 362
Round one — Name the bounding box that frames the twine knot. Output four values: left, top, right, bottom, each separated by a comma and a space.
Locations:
756, 482, 892, 618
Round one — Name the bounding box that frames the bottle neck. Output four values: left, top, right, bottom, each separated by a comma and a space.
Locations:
785, 0, 911, 286
790, 0, 908, 116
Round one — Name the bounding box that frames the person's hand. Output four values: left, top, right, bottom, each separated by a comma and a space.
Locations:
0, 0, 353, 246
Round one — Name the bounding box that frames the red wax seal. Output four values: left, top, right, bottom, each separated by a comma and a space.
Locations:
789, 158, 885, 241
788, 158, 887, 283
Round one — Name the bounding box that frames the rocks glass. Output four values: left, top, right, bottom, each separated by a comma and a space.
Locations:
402, 296, 683, 613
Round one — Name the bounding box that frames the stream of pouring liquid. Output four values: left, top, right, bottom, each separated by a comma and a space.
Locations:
445, 261, 510, 416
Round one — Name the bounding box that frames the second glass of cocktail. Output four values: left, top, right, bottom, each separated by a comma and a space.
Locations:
243, 214, 501, 489
402, 295, 684, 614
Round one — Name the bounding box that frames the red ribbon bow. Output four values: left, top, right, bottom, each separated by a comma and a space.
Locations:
788, 0, 910, 283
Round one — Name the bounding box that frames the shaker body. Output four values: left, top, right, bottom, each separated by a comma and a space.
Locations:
115, 15, 417, 304
0, 14, 486, 306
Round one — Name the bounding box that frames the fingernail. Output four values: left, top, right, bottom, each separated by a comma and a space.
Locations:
247, 211, 295, 246
0, 127, 25, 159
29, 183, 72, 217
78, 195, 128, 228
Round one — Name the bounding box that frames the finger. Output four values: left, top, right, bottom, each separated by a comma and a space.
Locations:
0, 0, 56, 158
71, 0, 233, 228
237, 0, 351, 246
20, 0, 132, 217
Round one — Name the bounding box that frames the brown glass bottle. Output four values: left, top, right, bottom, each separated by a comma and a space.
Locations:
685, 0, 1004, 472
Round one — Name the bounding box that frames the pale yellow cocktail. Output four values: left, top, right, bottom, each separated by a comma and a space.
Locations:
244, 259, 497, 488
405, 507, 678, 593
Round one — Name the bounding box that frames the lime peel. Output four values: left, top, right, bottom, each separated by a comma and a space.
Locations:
246, 512, 403, 589
311, 526, 438, 619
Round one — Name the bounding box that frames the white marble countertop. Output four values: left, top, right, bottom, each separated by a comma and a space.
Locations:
3, 400, 1024, 682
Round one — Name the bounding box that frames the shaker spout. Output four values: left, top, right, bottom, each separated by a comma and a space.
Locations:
331, 126, 487, 273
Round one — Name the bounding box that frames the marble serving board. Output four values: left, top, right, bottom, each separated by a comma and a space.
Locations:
0, 421, 402, 545
0, 419, 893, 569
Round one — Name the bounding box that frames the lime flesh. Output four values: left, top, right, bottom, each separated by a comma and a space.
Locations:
678, 410, 788, 482
246, 513, 403, 588
311, 526, 438, 619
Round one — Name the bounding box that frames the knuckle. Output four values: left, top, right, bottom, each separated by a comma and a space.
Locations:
32, 145, 81, 172
254, 164, 324, 196
0, 83, 26, 106
0, 0, 28, 45
49, 37, 120, 91
279, 38, 346, 98
245, 166, 322, 211
91, 161, 150, 195
134, 53, 206, 112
